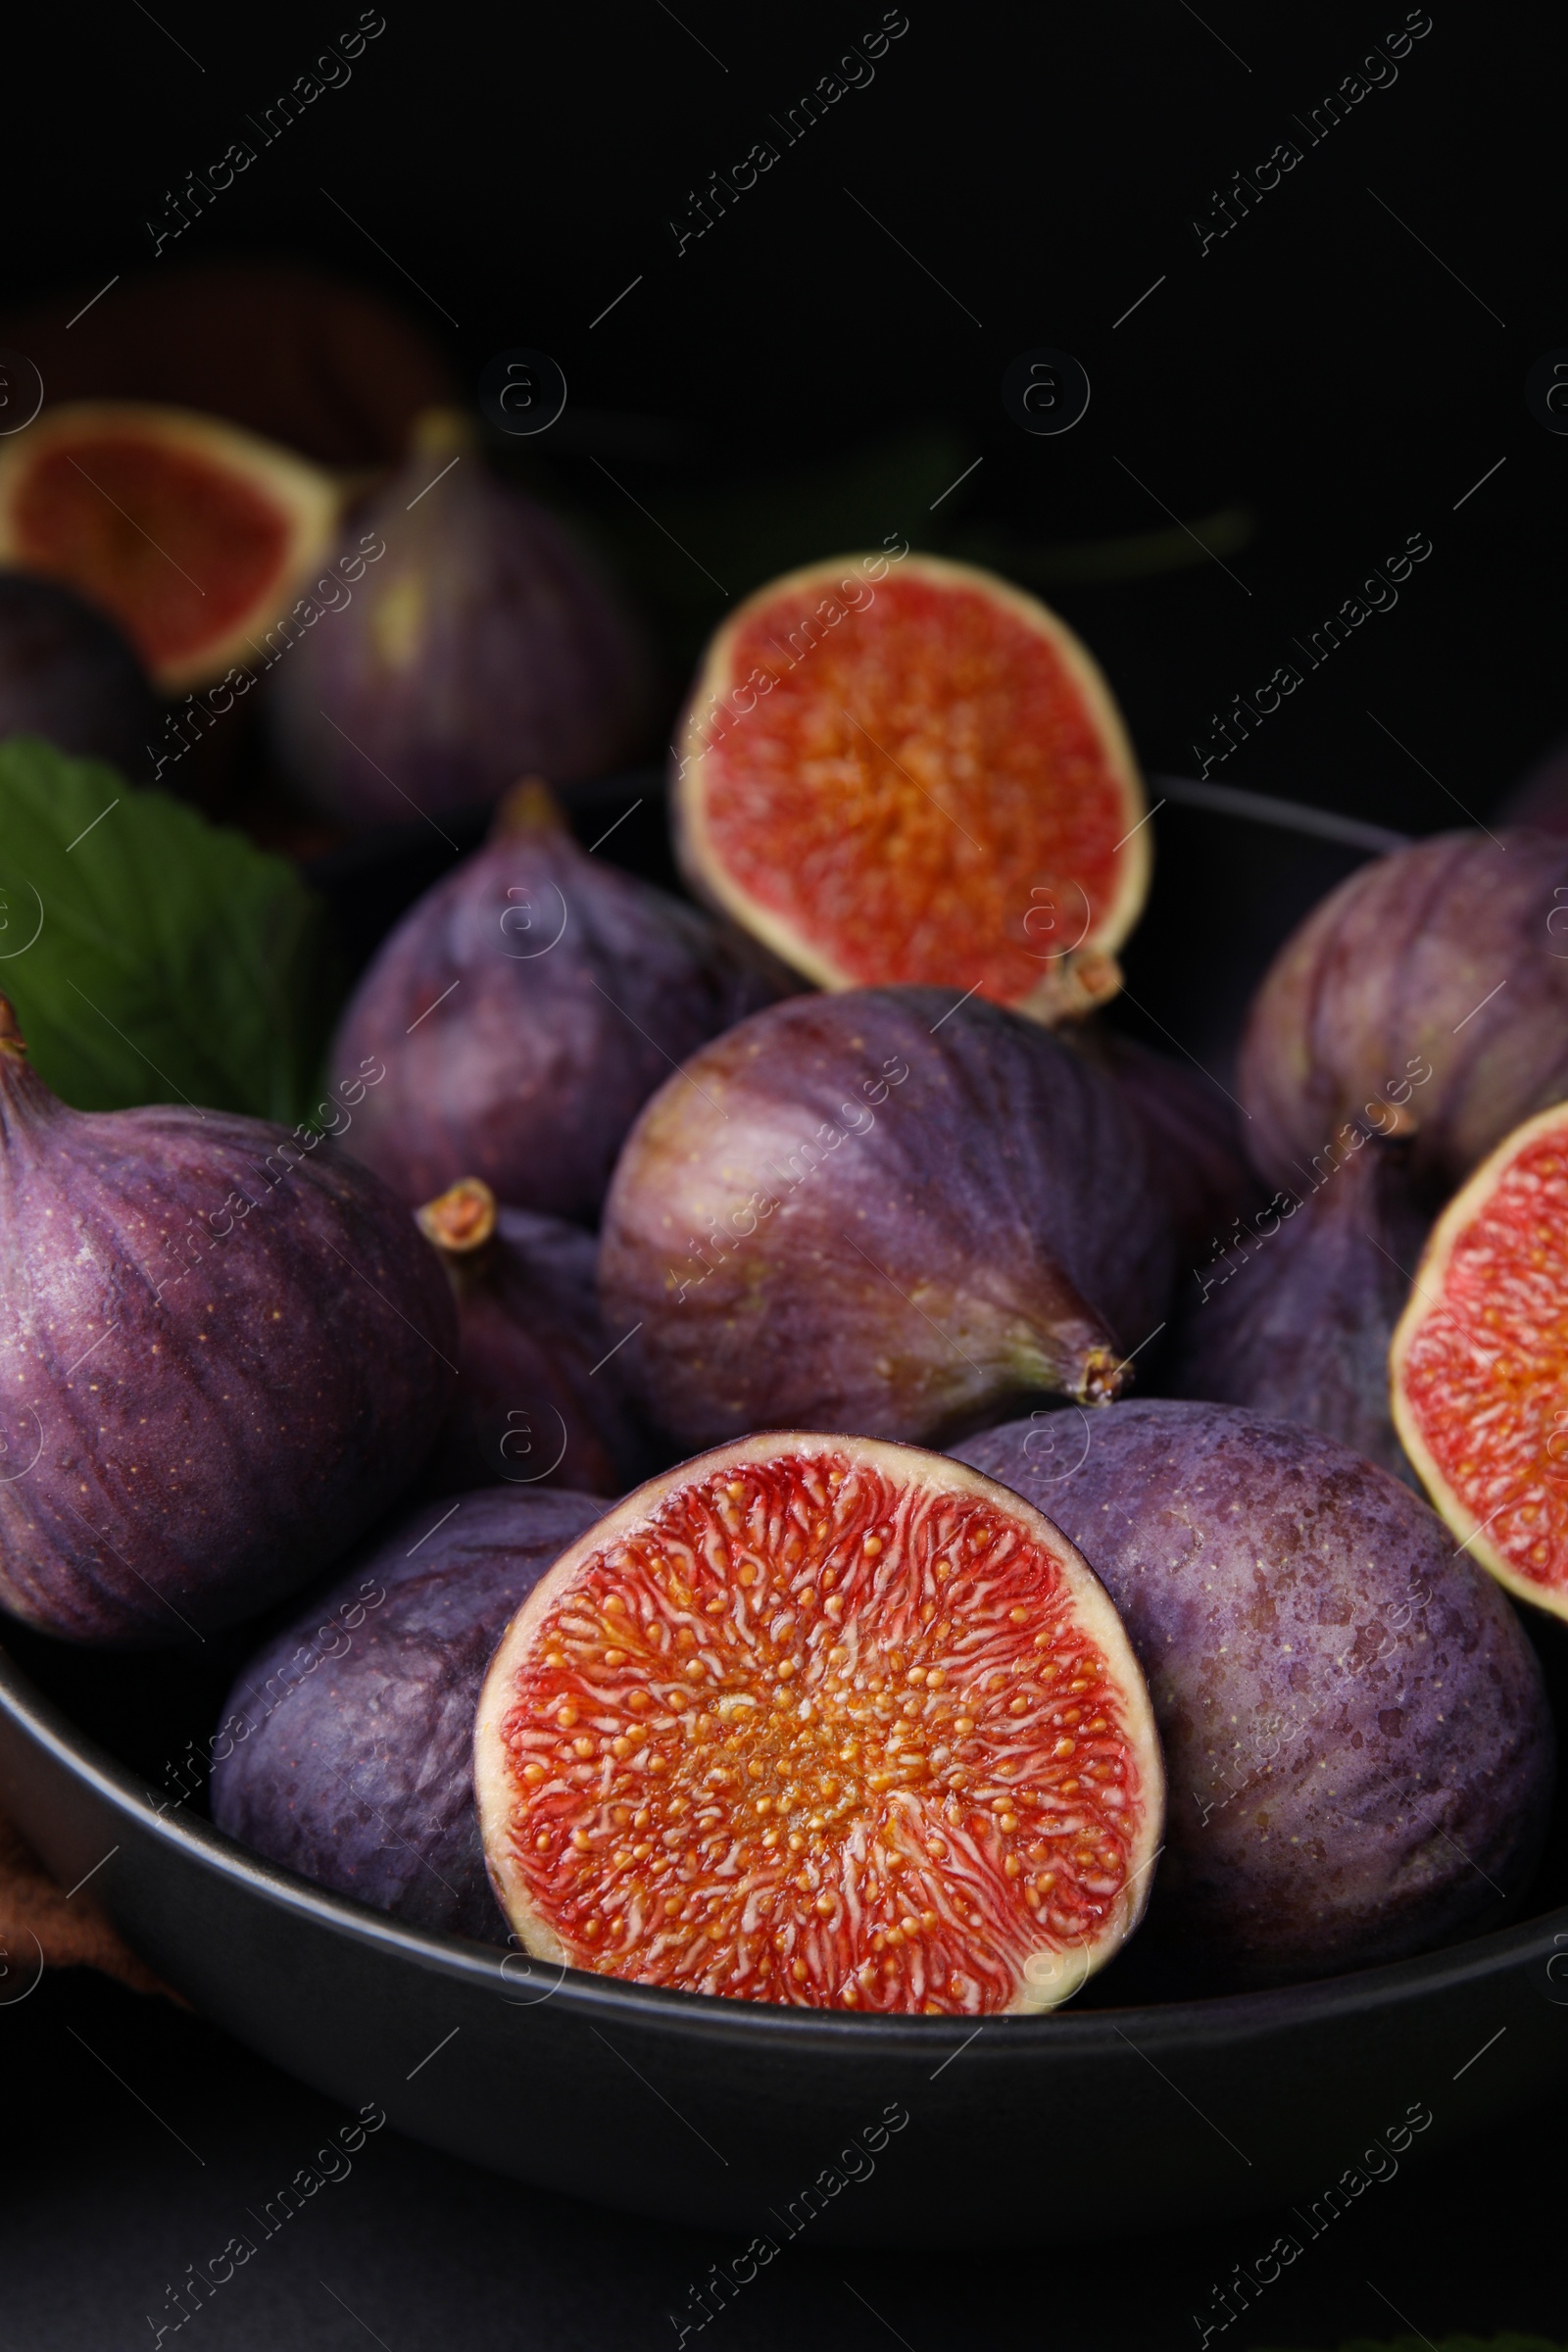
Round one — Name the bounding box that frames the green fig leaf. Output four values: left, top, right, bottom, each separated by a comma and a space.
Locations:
0, 736, 338, 1124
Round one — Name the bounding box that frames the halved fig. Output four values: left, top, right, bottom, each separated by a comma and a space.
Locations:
1392, 1101, 1568, 1621
0, 401, 341, 692
673, 554, 1148, 1024
474, 1432, 1163, 2014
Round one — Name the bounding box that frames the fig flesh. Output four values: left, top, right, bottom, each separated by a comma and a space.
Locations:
1393, 1100, 1568, 1622
598, 987, 1174, 1451
330, 780, 792, 1221
956, 1399, 1554, 1985
417, 1178, 657, 1498
474, 1431, 1163, 2012
210, 1485, 606, 1940
269, 412, 651, 826
0, 570, 156, 772
1169, 1136, 1430, 1484
0, 401, 341, 694
674, 553, 1148, 1022
0, 998, 457, 1645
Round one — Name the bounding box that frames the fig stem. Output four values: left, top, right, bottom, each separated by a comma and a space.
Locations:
490, 777, 567, 841
416, 1177, 499, 1256
1077, 1345, 1128, 1405
0, 996, 26, 1056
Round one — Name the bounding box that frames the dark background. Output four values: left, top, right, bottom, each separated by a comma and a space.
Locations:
4, 2, 1566, 2342
12, 0, 1561, 1076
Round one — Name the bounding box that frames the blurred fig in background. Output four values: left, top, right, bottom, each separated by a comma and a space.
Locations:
0, 402, 342, 695
0, 261, 458, 467
270, 412, 653, 826
0, 571, 155, 770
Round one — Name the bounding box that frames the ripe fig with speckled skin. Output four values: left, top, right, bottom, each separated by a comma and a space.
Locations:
0, 998, 457, 1646
210, 1486, 604, 1940
330, 781, 793, 1222
600, 987, 1173, 1450
955, 1399, 1553, 1985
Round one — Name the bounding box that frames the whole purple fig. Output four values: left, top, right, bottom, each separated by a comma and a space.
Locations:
0, 999, 457, 1646
268, 412, 651, 827
416, 1178, 657, 1497
1169, 1137, 1430, 1484
1190, 829, 1568, 1471
0, 570, 156, 773
210, 1485, 605, 1940
1241, 828, 1568, 1192
1078, 1028, 1260, 1259
599, 987, 1174, 1450
329, 780, 792, 1220
956, 1399, 1554, 1986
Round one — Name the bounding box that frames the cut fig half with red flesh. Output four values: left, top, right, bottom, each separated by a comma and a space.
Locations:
1392, 1101, 1568, 1622
474, 1433, 1163, 2015
673, 555, 1148, 1024
0, 401, 342, 693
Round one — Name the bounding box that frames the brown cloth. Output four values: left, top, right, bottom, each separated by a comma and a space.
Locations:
0, 1806, 169, 1997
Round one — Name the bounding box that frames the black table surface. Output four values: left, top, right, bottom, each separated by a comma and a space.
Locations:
6, 1964, 1562, 2350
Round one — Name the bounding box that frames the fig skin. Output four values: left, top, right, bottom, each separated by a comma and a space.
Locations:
0, 1002, 458, 1646
1168, 1137, 1430, 1485
269, 414, 651, 827
329, 782, 793, 1221
1241, 828, 1568, 1194
599, 987, 1174, 1451
0, 571, 156, 773
1078, 1028, 1260, 1260
210, 1486, 605, 1941
955, 1399, 1555, 1986
417, 1179, 659, 1498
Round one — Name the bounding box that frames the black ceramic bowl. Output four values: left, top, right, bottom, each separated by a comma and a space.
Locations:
3, 773, 1565, 2246
1, 1630, 1566, 2247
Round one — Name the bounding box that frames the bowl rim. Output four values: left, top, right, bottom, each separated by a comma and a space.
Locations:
5, 1636, 1564, 2059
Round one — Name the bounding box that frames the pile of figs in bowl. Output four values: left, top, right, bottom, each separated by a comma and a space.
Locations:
1, 514, 1567, 2251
